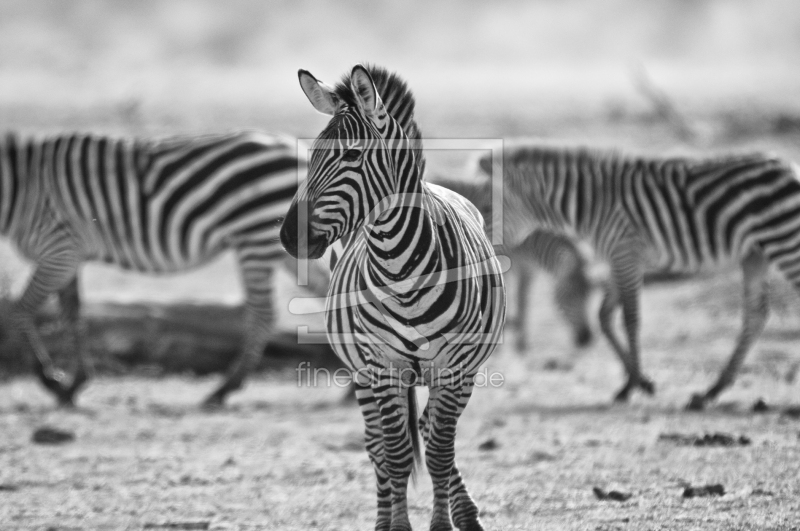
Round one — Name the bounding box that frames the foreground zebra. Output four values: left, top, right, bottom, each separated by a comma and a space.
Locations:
478, 144, 800, 409
433, 175, 593, 351
281, 65, 506, 530
0, 131, 304, 407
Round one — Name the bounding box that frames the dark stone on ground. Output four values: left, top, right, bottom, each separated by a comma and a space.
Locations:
32, 426, 75, 445
478, 438, 499, 451
593, 487, 633, 501
683, 484, 725, 498
752, 398, 770, 413
658, 432, 750, 447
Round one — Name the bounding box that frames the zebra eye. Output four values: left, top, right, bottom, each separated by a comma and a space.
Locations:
342, 149, 362, 162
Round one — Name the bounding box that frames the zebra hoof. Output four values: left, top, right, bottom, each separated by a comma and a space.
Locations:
56, 394, 77, 409
639, 377, 656, 395
685, 394, 707, 411
201, 393, 226, 410
456, 521, 485, 531
612, 386, 632, 403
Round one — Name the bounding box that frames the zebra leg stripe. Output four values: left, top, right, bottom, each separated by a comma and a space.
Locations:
607, 237, 655, 401
419, 380, 484, 531
372, 376, 416, 531
355, 384, 393, 530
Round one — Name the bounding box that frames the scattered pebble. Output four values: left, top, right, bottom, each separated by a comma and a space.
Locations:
478, 438, 499, 451
683, 484, 725, 498
752, 398, 770, 413
593, 487, 632, 502
658, 432, 750, 447
32, 426, 75, 445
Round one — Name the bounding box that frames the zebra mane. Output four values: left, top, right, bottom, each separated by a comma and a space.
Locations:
334, 65, 425, 176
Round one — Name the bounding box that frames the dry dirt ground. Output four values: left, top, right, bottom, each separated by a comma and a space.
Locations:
1, 269, 800, 531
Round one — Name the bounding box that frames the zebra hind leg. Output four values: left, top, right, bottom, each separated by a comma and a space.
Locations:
687, 249, 769, 410
598, 288, 637, 401
203, 263, 274, 408
606, 246, 655, 401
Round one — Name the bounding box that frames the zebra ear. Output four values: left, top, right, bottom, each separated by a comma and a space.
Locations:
298, 69, 340, 116
350, 64, 386, 123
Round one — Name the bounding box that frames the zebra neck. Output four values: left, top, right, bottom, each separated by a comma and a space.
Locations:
364, 180, 440, 282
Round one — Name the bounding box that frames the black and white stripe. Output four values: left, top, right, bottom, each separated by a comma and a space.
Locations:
1, 130, 305, 406
281, 65, 506, 531
479, 144, 800, 408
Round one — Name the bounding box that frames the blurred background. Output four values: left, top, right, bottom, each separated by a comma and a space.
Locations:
2, 0, 800, 143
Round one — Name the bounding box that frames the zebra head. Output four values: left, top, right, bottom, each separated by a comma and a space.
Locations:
280, 64, 424, 259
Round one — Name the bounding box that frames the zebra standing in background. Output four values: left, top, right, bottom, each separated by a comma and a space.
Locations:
432, 175, 594, 351
0, 130, 306, 407
281, 65, 506, 531
479, 144, 800, 409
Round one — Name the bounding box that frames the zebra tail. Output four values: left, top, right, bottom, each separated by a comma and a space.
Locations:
407, 385, 422, 486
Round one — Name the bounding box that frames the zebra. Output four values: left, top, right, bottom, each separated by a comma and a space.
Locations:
477, 143, 800, 409
280, 65, 506, 531
0, 130, 308, 407
431, 175, 594, 351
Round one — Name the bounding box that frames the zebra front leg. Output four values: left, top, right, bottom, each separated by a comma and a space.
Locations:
16, 248, 82, 406
426, 382, 477, 531
55, 276, 93, 405
203, 263, 274, 407
687, 249, 768, 410
420, 381, 484, 531
374, 379, 419, 531
356, 383, 393, 530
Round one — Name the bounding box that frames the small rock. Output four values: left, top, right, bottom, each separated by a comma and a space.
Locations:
478, 438, 499, 451
682, 484, 725, 498
32, 426, 75, 445
752, 398, 770, 413
542, 359, 560, 371
593, 487, 632, 502
782, 406, 800, 418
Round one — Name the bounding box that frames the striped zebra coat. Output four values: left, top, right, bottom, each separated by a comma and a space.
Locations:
281, 65, 505, 531
479, 144, 800, 408
0, 131, 304, 406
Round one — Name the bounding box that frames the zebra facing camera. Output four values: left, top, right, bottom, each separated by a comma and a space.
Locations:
287, 138, 507, 347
